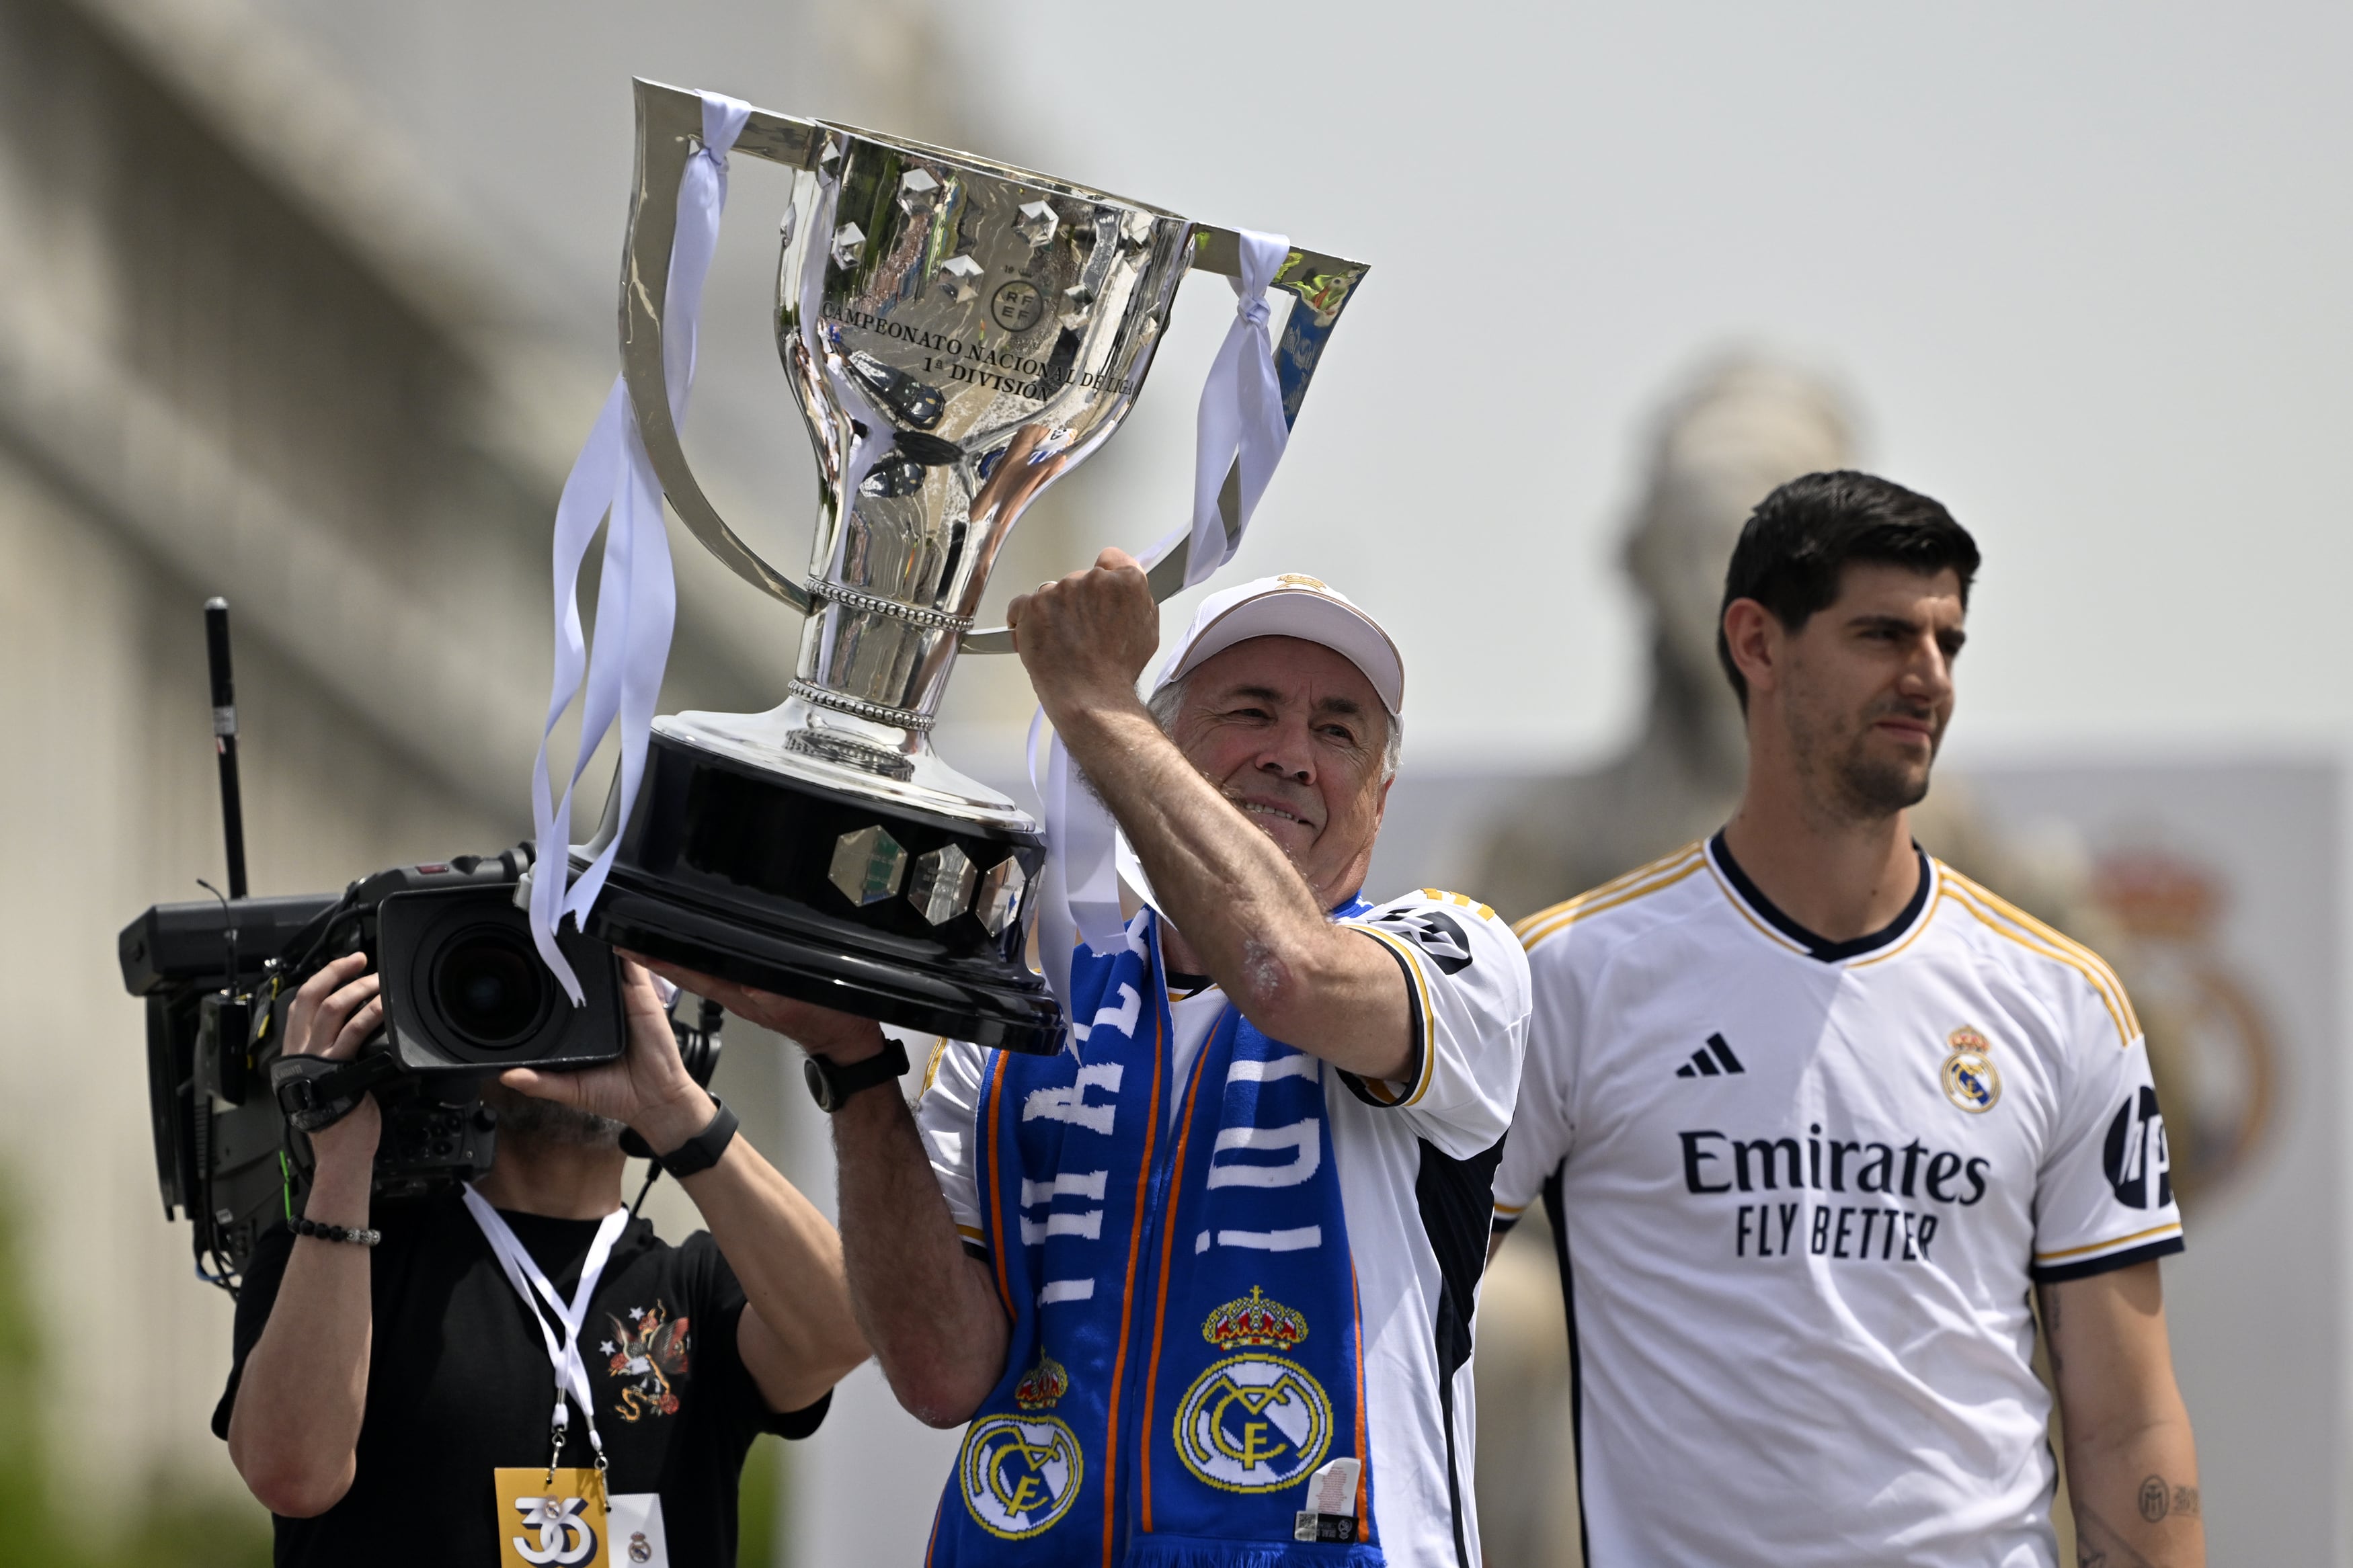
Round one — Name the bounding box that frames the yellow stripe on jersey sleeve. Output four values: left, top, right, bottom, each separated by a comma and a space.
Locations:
920, 1035, 951, 1094
1944, 886, 2135, 1046
1940, 872, 2141, 1046
1418, 888, 1499, 922
1513, 843, 1704, 938
1515, 843, 1709, 949
2034, 1220, 2182, 1264
1347, 923, 1438, 1106
1942, 870, 2142, 1036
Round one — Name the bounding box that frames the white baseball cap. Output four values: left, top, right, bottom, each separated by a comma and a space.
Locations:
1150, 572, 1404, 716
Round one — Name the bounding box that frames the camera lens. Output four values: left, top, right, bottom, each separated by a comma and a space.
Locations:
432, 927, 549, 1049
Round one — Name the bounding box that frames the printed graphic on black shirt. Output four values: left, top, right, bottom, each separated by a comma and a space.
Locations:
605, 1301, 691, 1421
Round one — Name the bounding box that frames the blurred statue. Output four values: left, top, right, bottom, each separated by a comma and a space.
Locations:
1475, 355, 2085, 931
1474, 357, 1853, 919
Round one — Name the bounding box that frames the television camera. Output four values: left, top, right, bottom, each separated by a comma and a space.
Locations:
118, 602, 719, 1293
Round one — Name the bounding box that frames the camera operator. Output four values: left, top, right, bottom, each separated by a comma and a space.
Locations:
214, 949, 867, 1567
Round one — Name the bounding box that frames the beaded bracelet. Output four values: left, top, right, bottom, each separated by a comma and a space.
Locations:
288, 1216, 381, 1247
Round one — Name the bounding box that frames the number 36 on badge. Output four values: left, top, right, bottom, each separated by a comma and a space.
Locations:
495, 1469, 670, 1568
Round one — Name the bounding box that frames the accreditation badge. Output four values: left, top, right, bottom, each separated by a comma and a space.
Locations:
606, 1493, 670, 1567
494, 1467, 609, 1568
493, 1470, 671, 1568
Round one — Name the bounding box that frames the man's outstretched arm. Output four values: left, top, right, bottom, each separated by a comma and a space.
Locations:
508, 960, 871, 1417
2042, 1261, 2204, 1566
633, 965, 1010, 1428
830, 1048, 1011, 1426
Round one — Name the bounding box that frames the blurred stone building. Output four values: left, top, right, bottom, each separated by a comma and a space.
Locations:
0, 0, 816, 1535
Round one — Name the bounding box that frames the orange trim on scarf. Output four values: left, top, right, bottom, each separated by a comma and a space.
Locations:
1139, 1012, 1219, 1532
983, 1050, 1014, 1319
1351, 1265, 1371, 1540
1100, 1003, 1166, 1567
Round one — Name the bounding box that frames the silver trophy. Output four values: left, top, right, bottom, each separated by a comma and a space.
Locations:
582, 81, 1367, 1053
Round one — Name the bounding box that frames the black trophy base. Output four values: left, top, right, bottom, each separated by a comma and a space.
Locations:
582, 729, 1062, 1054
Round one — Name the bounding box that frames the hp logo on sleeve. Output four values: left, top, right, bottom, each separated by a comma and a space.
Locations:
2103, 1085, 2172, 1210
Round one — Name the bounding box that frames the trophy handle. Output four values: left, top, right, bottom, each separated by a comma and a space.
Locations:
621, 79, 824, 616
955, 231, 1369, 655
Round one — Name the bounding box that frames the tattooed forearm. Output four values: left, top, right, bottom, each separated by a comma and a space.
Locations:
2075, 1499, 2159, 1568
2134, 1474, 2200, 1524
2041, 1287, 2065, 1375
2043, 1268, 2201, 1565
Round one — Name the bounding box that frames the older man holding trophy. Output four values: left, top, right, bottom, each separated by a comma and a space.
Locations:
541, 81, 1531, 1565
679, 555, 1532, 1566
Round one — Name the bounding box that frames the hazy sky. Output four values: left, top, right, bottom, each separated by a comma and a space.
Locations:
245, 0, 2351, 767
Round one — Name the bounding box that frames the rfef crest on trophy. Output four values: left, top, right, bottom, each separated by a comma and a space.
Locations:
539, 82, 1367, 1054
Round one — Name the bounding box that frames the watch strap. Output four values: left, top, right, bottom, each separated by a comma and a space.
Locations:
804, 1037, 911, 1112
653, 1096, 737, 1178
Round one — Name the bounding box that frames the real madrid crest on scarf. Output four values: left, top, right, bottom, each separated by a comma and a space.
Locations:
961, 1352, 1084, 1540
1175, 1288, 1331, 1491
931, 909, 1382, 1566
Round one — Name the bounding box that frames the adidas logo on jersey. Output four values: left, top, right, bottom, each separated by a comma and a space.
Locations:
1674, 1034, 1746, 1078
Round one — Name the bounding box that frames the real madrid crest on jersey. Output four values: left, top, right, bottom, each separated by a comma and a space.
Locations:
1942, 1026, 2001, 1113
1175, 1287, 1334, 1493
959, 1352, 1082, 1540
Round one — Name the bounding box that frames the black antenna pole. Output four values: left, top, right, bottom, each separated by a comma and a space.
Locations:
203, 598, 249, 899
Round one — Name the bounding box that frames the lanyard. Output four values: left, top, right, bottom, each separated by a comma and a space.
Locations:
463, 1186, 630, 1492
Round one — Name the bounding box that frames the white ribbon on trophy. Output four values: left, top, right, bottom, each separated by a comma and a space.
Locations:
529, 91, 753, 1002
1030, 229, 1294, 1032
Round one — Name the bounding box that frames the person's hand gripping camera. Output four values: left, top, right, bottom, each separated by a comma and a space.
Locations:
495, 959, 720, 1161
282, 952, 718, 1176
281, 954, 385, 1188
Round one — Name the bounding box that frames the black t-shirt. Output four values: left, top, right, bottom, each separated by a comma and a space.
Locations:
214, 1193, 828, 1567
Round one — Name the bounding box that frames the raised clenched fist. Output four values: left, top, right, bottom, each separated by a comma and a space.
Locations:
1005, 548, 1160, 727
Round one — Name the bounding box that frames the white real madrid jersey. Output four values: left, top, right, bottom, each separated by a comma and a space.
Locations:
920, 889, 1531, 1566
1492, 836, 2182, 1568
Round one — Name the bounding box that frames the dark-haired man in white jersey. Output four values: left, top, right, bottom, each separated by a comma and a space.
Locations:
1494, 471, 2202, 1566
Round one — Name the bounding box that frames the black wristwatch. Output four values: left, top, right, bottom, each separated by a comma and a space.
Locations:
803, 1036, 910, 1112
625, 1096, 738, 1178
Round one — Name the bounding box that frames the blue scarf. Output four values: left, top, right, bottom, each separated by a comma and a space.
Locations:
928, 907, 1385, 1567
